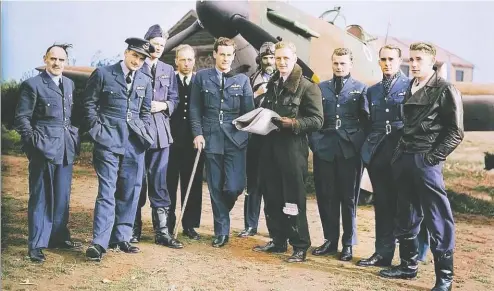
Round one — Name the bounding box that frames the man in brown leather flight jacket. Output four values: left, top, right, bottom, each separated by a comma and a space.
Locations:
380, 42, 464, 291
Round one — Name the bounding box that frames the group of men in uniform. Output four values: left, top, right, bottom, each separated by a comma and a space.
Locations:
15, 21, 463, 290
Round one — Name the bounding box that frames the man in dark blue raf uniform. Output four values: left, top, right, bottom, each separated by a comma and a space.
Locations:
358, 44, 410, 267
309, 48, 369, 262
239, 41, 276, 238
380, 42, 464, 291
130, 24, 182, 249
83, 37, 155, 261
167, 44, 204, 240
190, 37, 254, 247
15, 44, 81, 262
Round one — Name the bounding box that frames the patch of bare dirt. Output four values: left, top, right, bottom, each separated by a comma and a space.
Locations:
2, 154, 494, 291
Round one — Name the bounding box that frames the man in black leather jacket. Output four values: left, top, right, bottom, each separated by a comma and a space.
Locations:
380, 42, 464, 291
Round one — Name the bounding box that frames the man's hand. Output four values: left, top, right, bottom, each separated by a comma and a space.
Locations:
151, 101, 168, 113
254, 84, 267, 98
271, 117, 296, 129
193, 135, 205, 150
424, 152, 440, 166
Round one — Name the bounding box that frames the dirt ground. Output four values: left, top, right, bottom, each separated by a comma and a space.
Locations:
2, 133, 494, 291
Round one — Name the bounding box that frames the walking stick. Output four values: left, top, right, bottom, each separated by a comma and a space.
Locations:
173, 147, 202, 239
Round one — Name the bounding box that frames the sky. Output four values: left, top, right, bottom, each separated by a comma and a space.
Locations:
2, 0, 494, 83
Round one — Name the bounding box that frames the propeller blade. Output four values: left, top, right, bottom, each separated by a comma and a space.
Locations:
163, 19, 204, 54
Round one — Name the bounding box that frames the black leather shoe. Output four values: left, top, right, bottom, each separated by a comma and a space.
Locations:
109, 241, 140, 253
340, 246, 353, 261
357, 252, 392, 267
49, 240, 83, 250
238, 227, 257, 237
380, 263, 418, 279
286, 249, 307, 263
312, 240, 337, 256
156, 234, 184, 249
183, 228, 201, 240
212, 235, 229, 248
253, 241, 287, 253
86, 244, 104, 262
28, 248, 46, 263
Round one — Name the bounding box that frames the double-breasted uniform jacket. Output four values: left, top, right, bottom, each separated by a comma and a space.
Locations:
361, 74, 410, 165
15, 71, 80, 164
170, 73, 195, 146
189, 68, 255, 154
83, 62, 153, 154
140, 61, 179, 148
257, 64, 324, 204
309, 76, 369, 161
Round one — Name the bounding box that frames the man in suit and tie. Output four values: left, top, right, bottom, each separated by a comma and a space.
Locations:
167, 44, 204, 240
190, 37, 255, 247
130, 24, 182, 249
358, 44, 411, 267
15, 43, 81, 262
83, 37, 155, 261
309, 48, 369, 262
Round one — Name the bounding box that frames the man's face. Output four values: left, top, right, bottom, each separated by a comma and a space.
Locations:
275, 47, 297, 76
213, 45, 235, 71
409, 50, 435, 79
124, 49, 146, 71
43, 47, 67, 76
332, 54, 353, 77
261, 55, 275, 74
175, 49, 195, 75
149, 37, 165, 59
379, 48, 402, 77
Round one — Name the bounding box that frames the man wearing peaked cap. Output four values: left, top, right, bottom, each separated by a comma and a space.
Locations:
125, 37, 156, 58
130, 24, 183, 249
83, 37, 155, 261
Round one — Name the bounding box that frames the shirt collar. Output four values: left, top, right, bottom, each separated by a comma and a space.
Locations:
45, 70, 62, 84
120, 61, 133, 78
145, 58, 158, 68
177, 72, 192, 84
215, 67, 230, 79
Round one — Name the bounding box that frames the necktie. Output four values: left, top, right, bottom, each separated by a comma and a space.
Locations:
335, 77, 343, 94
278, 78, 284, 91
151, 64, 157, 78
126, 71, 133, 84
183, 75, 188, 87
151, 64, 156, 88
221, 73, 226, 90
58, 79, 64, 95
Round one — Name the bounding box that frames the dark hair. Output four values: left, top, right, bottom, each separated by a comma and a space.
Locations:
45, 43, 73, 57
213, 37, 236, 52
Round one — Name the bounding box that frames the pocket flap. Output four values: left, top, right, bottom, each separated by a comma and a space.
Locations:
35, 125, 63, 138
